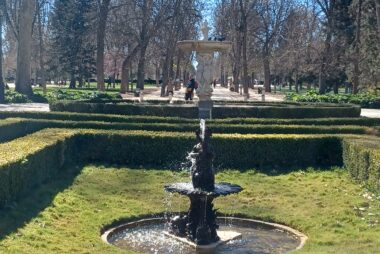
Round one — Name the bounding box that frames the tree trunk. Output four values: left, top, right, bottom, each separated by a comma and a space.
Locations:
37, 4, 46, 94
232, 65, 240, 92
137, 44, 148, 90
121, 45, 139, 93
161, 48, 173, 96
353, 0, 362, 94
219, 53, 224, 87
242, 17, 249, 97
333, 83, 339, 94
155, 66, 160, 87
121, 60, 130, 94
15, 0, 36, 96
295, 73, 299, 93
263, 55, 271, 92
376, 0, 380, 43
0, 16, 4, 104
69, 74, 76, 89
96, 0, 111, 92
319, 14, 333, 94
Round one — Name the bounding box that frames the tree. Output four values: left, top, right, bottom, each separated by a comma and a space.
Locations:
254, 0, 292, 92
315, 0, 354, 94
159, 0, 201, 96
0, 10, 4, 103
96, 0, 111, 92
377, 0, 380, 41
50, 0, 96, 88
352, 0, 363, 94
1, 0, 37, 96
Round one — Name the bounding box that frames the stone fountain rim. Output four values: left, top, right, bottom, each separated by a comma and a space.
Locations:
101, 216, 308, 251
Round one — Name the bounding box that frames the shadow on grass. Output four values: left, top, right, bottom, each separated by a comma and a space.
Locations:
0, 166, 82, 241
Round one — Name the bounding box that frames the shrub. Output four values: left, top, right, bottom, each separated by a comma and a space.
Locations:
34, 89, 122, 102
0, 129, 350, 207
0, 118, 378, 144
4, 90, 29, 103
1, 111, 379, 126
286, 90, 380, 109
49, 100, 361, 118
0, 129, 78, 207
343, 138, 380, 191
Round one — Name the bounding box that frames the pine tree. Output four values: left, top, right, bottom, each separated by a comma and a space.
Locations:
49, 0, 96, 88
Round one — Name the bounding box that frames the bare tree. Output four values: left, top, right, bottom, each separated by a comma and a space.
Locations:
352, 0, 363, 94
376, 0, 380, 43
254, 0, 291, 92
0, 10, 4, 103
2, 0, 37, 96
96, 0, 111, 91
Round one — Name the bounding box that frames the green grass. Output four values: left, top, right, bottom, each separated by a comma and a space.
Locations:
0, 165, 379, 253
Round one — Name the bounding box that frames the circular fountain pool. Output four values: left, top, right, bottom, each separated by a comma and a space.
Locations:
102, 217, 307, 254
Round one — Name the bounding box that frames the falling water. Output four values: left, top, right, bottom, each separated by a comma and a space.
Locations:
200, 119, 206, 141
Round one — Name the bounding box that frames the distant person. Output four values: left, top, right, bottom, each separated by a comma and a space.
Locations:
185, 76, 196, 101
213, 79, 217, 89
167, 78, 174, 96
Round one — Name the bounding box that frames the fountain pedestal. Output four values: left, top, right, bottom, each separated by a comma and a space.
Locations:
165, 126, 243, 248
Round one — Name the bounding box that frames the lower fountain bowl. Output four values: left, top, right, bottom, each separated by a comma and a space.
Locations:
101, 216, 307, 254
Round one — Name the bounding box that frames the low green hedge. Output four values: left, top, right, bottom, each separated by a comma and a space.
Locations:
2, 111, 379, 126
0, 129, 78, 208
49, 100, 361, 118
343, 138, 380, 190
0, 129, 350, 207
287, 90, 380, 108
0, 118, 377, 144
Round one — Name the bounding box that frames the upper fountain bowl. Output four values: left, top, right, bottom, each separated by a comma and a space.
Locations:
177, 40, 232, 53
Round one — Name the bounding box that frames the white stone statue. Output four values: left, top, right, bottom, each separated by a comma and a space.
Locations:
196, 53, 214, 101
201, 21, 210, 41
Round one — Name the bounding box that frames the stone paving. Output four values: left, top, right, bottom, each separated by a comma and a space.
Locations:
0, 103, 50, 112
0, 86, 379, 118
122, 85, 285, 102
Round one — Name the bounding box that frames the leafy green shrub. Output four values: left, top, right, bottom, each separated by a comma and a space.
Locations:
34, 89, 122, 102
0, 118, 377, 144
4, 90, 29, 103
50, 100, 361, 118
1, 111, 379, 126
343, 138, 380, 190
0, 129, 78, 208
0, 128, 348, 207
286, 90, 380, 108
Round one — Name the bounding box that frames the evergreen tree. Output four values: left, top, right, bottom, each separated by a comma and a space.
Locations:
49, 0, 96, 88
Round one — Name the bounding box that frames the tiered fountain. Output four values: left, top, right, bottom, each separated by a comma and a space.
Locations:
101, 20, 307, 254
177, 21, 231, 119
164, 120, 243, 249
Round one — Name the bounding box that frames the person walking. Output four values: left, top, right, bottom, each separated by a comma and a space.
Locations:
185, 76, 196, 101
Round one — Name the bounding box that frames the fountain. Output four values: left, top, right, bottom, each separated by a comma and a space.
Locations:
100, 20, 308, 254
177, 21, 232, 119
102, 123, 307, 253
164, 120, 243, 249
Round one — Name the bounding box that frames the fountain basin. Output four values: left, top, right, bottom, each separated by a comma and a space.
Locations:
164, 182, 243, 197
102, 216, 308, 254
163, 230, 242, 250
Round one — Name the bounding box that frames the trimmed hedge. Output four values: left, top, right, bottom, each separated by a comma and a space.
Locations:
0, 129, 78, 208
343, 138, 380, 191
49, 100, 361, 118
0, 118, 378, 144
0, 129, 350, 207
1, 111, 379, 126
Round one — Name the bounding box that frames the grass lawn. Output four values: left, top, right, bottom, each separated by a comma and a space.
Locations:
0, 165, 379, 254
